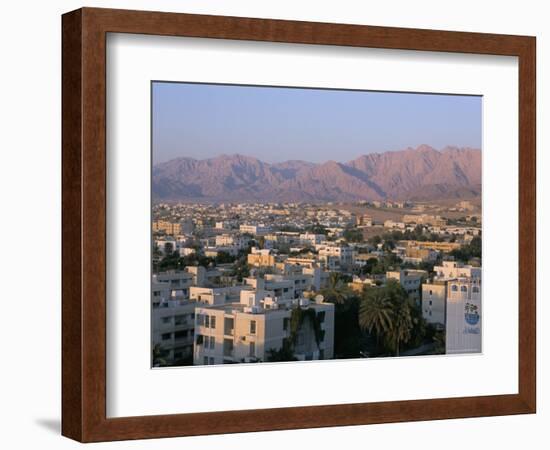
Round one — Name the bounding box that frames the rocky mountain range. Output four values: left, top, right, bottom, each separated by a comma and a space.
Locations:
152, 145, 481, 202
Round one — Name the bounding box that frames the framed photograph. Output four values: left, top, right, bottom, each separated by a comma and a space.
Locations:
62, 7, 536, 442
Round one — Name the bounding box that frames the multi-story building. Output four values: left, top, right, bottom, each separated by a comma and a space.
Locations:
445, 278, 482, 354
239, 224, 272, 236
402, 240, 461, 253
155, 271, 194, 300
247, 247, 275, 267
318, 245, 354, 270
356, 214, 373, 227
402, 214, 447, 227
299, 232, 326, 246
434, 261, 481, 280
386, 269, 428, 304
421, 281, 447, 328
153, 219, 194, 236
193, 290, 335, 365
151, 277, 196, 365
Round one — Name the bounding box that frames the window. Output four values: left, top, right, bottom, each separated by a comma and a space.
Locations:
203, 356, 209, 365
210, 316, 216, 329
174, 330, 187, 340
206, 336, 215, 349
224, 317, 234, 335
451, 285, 458, 292
429, 290, 433, 295
429, 300, 432, 306
204, 315, 210, 328
174, 314, 186, 325
249, 342, 255, 357
161, 317, 171, 324
196, 334, 204, 345
250, 320, 256, 335
472, 286, 480, 293
161, 332, 171, 341
196, 314, 204, 326
461, 285, 468, 292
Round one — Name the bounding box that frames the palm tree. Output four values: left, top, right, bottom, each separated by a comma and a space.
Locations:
321, 272, 351, 305
385, 301, 413, 356
359, 289, 393, 340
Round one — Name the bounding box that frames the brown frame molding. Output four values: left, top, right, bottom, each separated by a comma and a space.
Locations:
62, 7, 536, 442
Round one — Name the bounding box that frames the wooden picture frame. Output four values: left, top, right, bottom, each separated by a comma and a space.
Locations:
62, 7, 536, 442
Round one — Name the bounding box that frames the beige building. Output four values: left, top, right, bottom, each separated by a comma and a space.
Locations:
434, 261, 481, 280
386, 269, 428, 303
247, 248, 276, 267
421, 281, 447, 328
193, 291, 335, 365
153, 219, 194, 236
402, 240, 461, 253
402, 214, 447, 227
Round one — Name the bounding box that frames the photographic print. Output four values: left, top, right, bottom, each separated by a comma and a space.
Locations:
151, 82, 482, 368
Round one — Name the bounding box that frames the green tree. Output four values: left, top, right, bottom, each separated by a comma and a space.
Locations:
320, 272, 352, 305
359, 280, 416, 356
385, 300, 413, 356
152, 344, 168, 367
266, 339, 297, 362
359, 288, 393, 341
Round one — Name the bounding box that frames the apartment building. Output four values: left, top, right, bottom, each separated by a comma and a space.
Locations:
153, 219, 194, 236
402, 214, 447, 227
402, 240, 461, 253
356, 214, 373, 227
434, 261, 481, 280
151, 277, 196, 365
154, 271, 194, 300
318, 245, 354, 270
299, 232, 326, 246
247, 247, 275, 267
239, 224, 272, 236
193, 290, 335, 365
421, 281, 447, 328
386, 269, 428, 303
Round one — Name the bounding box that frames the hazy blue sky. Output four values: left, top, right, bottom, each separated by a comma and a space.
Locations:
152, 82, 481, 164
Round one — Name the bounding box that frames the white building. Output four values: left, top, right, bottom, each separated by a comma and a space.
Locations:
445, 278, 482, 354
151, 277, 196, 365
434, 261, 481, 280
215, 233, 247, 249
193, 291, 335, 365
299, 232, 326, 246
386, 269, 428, 304
239, 224, 272, 236
318, 245, 354, 270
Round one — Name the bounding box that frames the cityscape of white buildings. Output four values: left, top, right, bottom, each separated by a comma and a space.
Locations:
152, 200, 482, 366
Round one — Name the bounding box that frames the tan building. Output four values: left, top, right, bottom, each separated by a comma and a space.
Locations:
153, 219, 193, 236
193, 291, 335, 365
247, 248, 276, 267
402, 240, 461, 253
402, 214, 447, 227
421, 281, 447, 328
